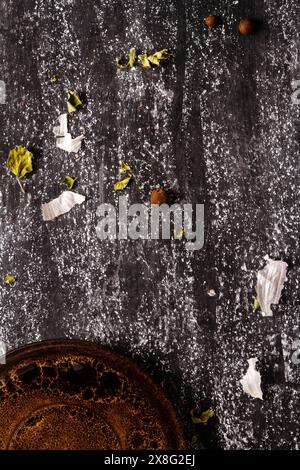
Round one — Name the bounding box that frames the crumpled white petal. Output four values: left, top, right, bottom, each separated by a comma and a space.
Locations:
53, 113, 68, 137
240, 358, 263, 400
42, 191, 86, 221
53, 113, 84, 153
56, 133, 85, 153
256, 256, 288, 317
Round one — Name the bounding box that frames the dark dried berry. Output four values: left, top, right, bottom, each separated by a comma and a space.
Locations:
150, 188, 168, 205
238, 18, 255, 35
203, 15, 218, 28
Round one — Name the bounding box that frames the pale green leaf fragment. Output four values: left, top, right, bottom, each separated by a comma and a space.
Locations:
7, 146, 33, 193
190, 408, 215, 425
50, 75, 58, 83
62, 176, 76, 190
4, 275, 16, 285
67, 90, 83, 113
253, 296, 260, 312
191, 435, 198, 445
114, 175, 132, 191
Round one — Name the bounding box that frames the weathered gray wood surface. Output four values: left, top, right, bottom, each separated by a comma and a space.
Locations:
0, 0, 299, 449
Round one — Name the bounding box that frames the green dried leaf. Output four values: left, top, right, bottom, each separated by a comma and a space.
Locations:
114, 175, 132, 191
191, 435, 198, 445
62, 176, 76, 190
67, 90, 83, 113
253, 296, 260, 312
50, 75, 58, 83
4, 275, 16, 285
7, 146, 33, 193
190, 408, 215, 425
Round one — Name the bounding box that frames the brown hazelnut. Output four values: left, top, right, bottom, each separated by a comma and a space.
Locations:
150, 188, 168, 205
203, 15, 218, 28
238, 18, 255, 35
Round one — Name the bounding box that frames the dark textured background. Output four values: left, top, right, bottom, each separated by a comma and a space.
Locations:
0, 0, 299, 449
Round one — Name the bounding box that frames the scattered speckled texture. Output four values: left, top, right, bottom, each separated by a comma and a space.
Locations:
0, 0, 299, 450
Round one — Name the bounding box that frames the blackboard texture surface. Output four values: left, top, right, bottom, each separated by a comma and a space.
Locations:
0, 0, 299, 449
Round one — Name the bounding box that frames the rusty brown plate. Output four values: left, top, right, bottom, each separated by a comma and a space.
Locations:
0, 339, 185, 450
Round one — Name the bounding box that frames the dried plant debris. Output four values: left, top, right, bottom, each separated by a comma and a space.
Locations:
255, 256, 288, 317
53, 113, 84, 153
114, 160, 133, 191
50, 75, 58, 83
138, 49, 175, 68
41, 191, 86, 221
67, 90, 83, 113
116, 48, 136, 69
252, 296, 260, 312
7, 146, 33, 193
190, 408, 215, 425
116, 48, 175, 69
3, 275, 16, 285
62, 176, 76, 189
240, 358, 263, 400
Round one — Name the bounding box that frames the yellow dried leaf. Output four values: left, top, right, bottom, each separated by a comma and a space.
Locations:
147, 49, 175, 67
119, 161, 132, 174
7, 146, 33, 193
190, 408, 215, 425
114, 175, 132, 191
62, 176, 76, 189
253, 296, 260, 312
50, 75, 58, 83
138, 53, 151, 68
116, 48, 136, 69
128, 48, 136, 68
4, 275, 16, 285
67, 90, 83, 113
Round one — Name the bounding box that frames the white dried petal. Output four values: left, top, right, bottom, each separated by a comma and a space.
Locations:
53, 113, 68, 137
56, 133, 84, 153
42, 191, 85, 221
240, 357, 263, 400
53, 113, 84, 153
256, 256, 288, 317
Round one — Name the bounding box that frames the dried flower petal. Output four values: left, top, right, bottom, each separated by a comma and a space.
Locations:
53, 114, 84, 153
256, 256, 288, 317
56, 134, 84, 153
240, 357, 263, 400
42, 191, 85, 221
